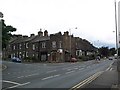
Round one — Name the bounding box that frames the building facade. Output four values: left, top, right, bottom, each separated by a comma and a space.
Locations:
3, 30, 96, 62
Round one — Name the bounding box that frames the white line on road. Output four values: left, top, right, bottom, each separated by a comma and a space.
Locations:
79, 68, 84, 71
25, 73, 39, 77
46, 70, 57, 73
41, 74, 60, 80
8, 82, 30, 89
74, 68, 78, 70
17, 76, 24, 78
65, 70, 75, 74
53, 74, 60, 77
105, 62, 114, 71
62, 67, 71, 70
70, 71, 104, 89
17, 73, 39, 78
67, 69, 72, 71
110, 68, 113, 71
2, 80, 21, 85
41, 76, 53, 80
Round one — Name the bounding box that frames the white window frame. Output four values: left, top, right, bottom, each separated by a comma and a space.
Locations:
26, 43, 28, 48
59, 41, 62, 48
19, 44, 22, 49
9, 44, 10, 48
33, 44, 35, 50
26, 52, 28, 57
13, 45, 15, 50
42, 42, 46, 48
52, 41, 56, 48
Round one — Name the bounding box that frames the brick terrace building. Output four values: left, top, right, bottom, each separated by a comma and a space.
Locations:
3, 30, 97, 62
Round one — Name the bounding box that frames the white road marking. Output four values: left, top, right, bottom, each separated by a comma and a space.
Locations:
62, 67, 71, 70
67, 69, 72, 71
1, 80, 21, 85
79, 68, 84, 70
105, 62, 113, 71
25, 73, 39, 77
42, 76, 53, 80
46, 70, 57, 73
53, 74, 60, 77
17, 76, 24, 78
70, 71, 104, 89
41, 74, 60, 80
87, 66, 91, 68
17, 73, 39, 78
110, 68, 113, 71
8, 82, 30, 89
65, 70, 75, 74
74, 68, 78, 70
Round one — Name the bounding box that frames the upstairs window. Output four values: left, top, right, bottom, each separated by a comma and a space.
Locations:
33, 44, 35, 50
52, 41, 56, 48
13, 45, 16, 50
59, 41, 62, 48
26, 43, 28, 48
19, 44, 22, 49
42, 42, 46, 48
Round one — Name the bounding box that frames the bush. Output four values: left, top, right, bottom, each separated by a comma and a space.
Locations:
79, 56, 89, 61
79, 55, 95, 61
23, 57, 38, 62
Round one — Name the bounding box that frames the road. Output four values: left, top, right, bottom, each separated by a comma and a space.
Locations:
2, 59, 115, 89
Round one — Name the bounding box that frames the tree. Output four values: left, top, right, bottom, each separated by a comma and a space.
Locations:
2, 19, 16, 49
98, 47, 109, 57
109, 48, 116, 56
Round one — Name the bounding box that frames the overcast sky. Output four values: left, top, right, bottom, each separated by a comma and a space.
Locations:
1, 0, 120, 48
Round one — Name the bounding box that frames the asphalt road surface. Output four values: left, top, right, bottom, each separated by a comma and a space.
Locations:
2, 59, 115, 89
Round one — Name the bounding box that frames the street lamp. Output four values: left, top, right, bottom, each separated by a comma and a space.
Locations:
0, 12, 3, 57
115, 0, 118, 57
69, 27, 77, 60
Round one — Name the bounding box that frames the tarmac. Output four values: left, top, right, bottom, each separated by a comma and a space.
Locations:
80, 59, 120, 90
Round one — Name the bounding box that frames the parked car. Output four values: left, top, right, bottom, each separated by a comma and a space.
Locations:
108, 57, 113, 60
71, 58, 77, 62
11, 57, 22, 63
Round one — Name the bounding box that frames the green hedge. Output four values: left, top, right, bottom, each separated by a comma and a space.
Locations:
79, 55, 95, 61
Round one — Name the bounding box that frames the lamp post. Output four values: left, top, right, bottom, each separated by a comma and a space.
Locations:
69, 27, 77, 61
0, 12, 3, 59
115, 0, 118, 58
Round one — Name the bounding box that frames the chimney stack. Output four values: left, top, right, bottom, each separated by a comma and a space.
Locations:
38, 28, 43, 37
30, 34, 35, 37
44, 30, 48, 36
64, 31, 69, 36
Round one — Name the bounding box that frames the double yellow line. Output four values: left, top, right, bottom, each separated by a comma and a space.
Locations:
70, 71, 104, 90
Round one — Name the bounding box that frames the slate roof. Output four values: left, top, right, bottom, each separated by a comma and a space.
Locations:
31, 35, 50, 43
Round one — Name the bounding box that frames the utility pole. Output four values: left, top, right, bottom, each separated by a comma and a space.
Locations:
69, 29, 71, 62
115, 0, 118, 58
69, 27, 77, 62
115, 0, 120, 88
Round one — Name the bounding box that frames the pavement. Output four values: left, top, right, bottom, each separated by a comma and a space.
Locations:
80, 59, 120, 90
